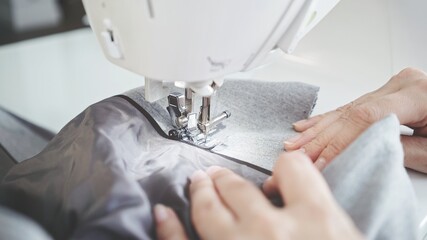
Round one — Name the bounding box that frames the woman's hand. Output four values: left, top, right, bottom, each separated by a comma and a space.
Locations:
155, 152, 363, 240
284, 68, 427, 173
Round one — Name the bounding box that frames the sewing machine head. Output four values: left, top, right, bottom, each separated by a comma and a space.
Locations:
82, 0, 339, 146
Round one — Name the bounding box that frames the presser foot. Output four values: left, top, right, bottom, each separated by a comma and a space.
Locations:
166, 90, 230, 149
167, 128, 222, 150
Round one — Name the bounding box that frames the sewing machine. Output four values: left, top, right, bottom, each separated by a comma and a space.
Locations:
82, 0, 340, 146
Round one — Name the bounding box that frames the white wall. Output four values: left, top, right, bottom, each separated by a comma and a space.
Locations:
388, 0, 427, 72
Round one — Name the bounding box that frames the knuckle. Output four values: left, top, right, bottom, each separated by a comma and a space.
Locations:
397, 67, 425, 81
306, 132, 330, 153
346, 104, 380, 127
309, 138, 325, 151
336, 102, 353, 113
397, 67, 417, 76
302, 126, 321, 140
398, 67, 419, 77
393, 67, 427, 85
323, 141, 344, 159
304, 142, 323, 160
389, 68, 412, 85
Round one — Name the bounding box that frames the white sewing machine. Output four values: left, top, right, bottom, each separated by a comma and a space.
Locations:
82, 0, 340, 146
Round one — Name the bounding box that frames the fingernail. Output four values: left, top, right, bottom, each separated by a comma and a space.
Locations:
206, 166, 222, 176
190, 170, 208, 183
293, 119, 307, 126
154, 204, 169, 223
264, 176, 273, 183
283, 134, 301, 145
314, 157, 327, 170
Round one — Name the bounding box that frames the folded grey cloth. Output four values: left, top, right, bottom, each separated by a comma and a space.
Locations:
324, 114, 417, 240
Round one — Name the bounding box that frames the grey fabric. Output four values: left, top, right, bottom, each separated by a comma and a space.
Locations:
0, 107, 55, 162
0, 143, 16, 178
125, 80, 319, 170
324, 114, 417, 240
0, 206, 52, 240
0, 80, 417, 239
0, 96, 270, 240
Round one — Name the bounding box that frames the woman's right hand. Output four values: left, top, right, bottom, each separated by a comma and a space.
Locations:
155, 152, 363, 240
284, 67, 427, 173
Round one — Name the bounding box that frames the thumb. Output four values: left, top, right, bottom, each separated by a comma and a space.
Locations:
266, 152, 335, 206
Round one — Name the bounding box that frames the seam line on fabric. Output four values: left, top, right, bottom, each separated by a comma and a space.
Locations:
114, 95, 272, 175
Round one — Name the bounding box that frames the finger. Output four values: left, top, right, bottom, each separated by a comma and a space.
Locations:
314, 157, 327, 171
289, 87, 399, 151
207, 166, 274, 219
314, 120, 366, 164
272, 152, 334, 206
155, 204, 188, 240
307, 120, 367, 164
262, 176, 278, 198
401, 136, 427, 173
263, 157, 326, 196
304, 103, 383, 162
189, 170, 234, 238
292, 114, 325, 132
413, 126, 427, 137
293, 103, 357, 132
300, 120, 344, 162
284, 110, 343, 151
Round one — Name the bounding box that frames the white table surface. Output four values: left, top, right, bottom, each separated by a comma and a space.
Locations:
0, 0, 426, 237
